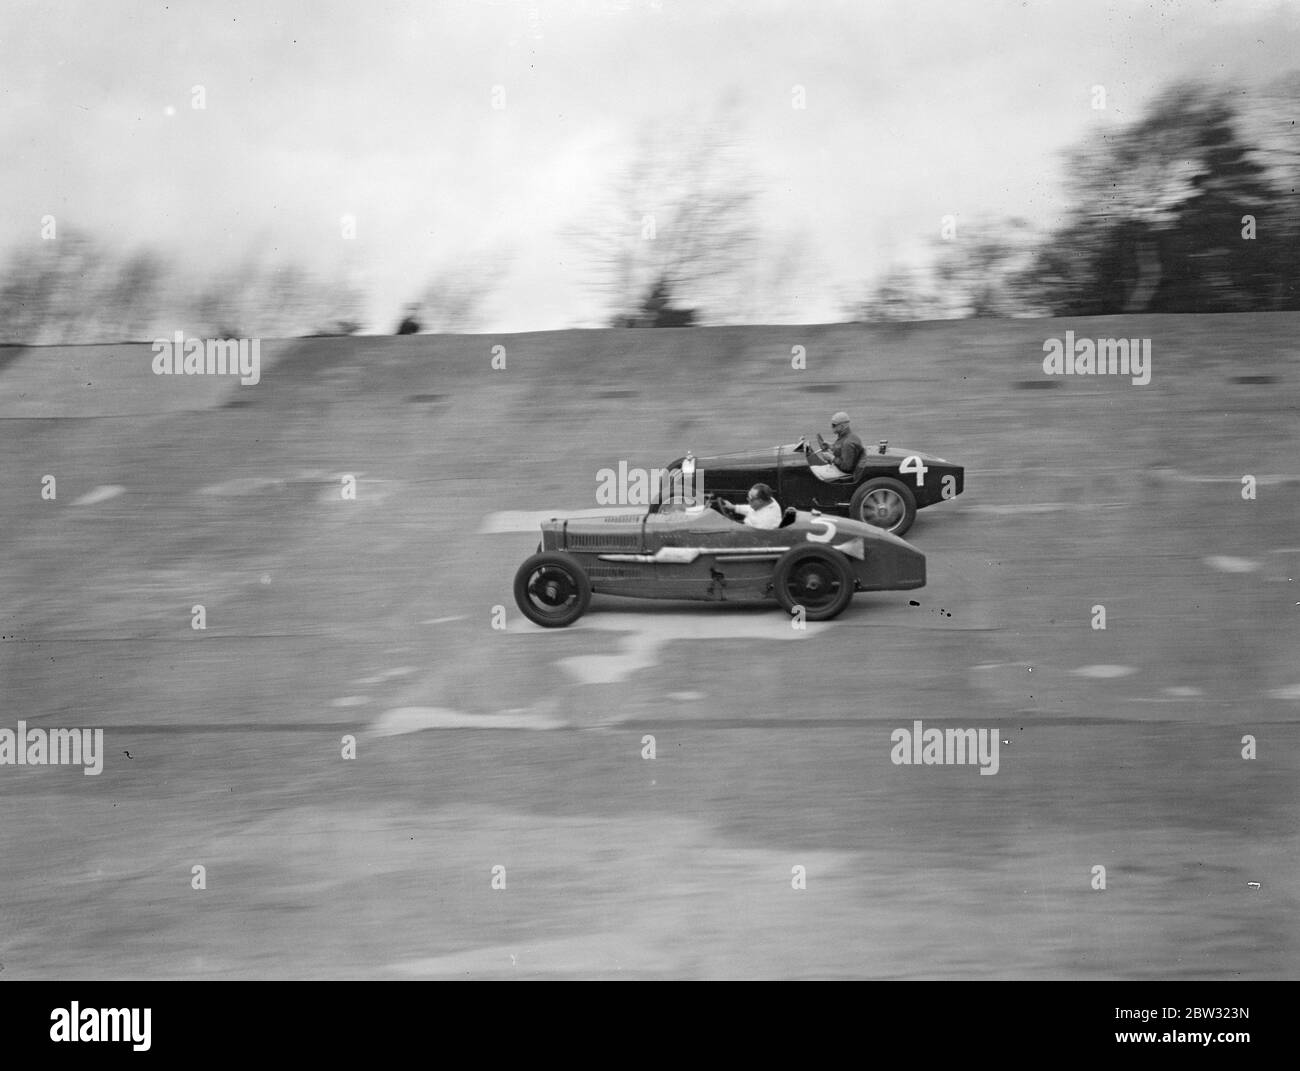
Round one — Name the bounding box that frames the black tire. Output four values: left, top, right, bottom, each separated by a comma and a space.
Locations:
513, 552, 592, 628
771, 544, 854, 621
850, 477, 916, 536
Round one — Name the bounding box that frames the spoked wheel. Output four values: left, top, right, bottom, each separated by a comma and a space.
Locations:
772, 544, 854, 621
513, 552, 592, 627
850, 477, 916, 536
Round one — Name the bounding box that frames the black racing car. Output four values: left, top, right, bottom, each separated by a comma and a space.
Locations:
656, 438, 964, 536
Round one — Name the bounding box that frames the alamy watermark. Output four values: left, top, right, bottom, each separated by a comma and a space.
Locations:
151, 331, 261, 385
596, 460, 705, 506
1042, 331, 1151, 385
0, 721, 104, 775
890, 720, 1000, 775
50, 1003, 150, 1051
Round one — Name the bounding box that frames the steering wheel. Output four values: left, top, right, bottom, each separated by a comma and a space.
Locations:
707, 494, 733, 517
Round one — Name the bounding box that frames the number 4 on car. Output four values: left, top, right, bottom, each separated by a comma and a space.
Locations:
654, 438, 964, 537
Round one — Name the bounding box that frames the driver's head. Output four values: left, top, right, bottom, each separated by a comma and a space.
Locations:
748, 483, 774, 507
830, 411, 851, 435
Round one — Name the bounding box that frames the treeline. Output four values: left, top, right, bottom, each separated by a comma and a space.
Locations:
3, 76, 1295, 342
855, 78, 1300, 321
0, 233, 369, 345
0, 229, 514, 345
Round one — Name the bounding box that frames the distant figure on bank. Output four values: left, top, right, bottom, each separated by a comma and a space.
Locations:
396, 305, 422, 335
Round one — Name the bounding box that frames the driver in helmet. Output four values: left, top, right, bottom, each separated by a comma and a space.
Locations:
808, 411, 863, 482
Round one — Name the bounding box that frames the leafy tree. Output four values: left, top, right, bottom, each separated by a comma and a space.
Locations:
1233, 71, 1300, 309
1027, 83, 1283, 314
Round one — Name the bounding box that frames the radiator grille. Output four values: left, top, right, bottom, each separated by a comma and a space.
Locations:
565, 532, 642, 550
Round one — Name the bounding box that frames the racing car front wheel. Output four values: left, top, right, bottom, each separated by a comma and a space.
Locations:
513, 552, 592, 628
850, 477, 916, 536
772, 544, 854, 621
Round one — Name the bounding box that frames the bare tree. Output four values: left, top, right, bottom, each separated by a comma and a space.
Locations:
0, 230, 119, 345
410, 249, 512, 332
930, 218, 1040, 318
852, 264, 948, 324
98, 249, 167, 341
852, 218, 1041, 323
571, 111, 759, 326
0, 230, 374, 343
192, 254, 264, 338
191, 256, 371, 338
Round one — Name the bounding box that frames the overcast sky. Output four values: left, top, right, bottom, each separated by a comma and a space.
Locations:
3, 0, 1298, 331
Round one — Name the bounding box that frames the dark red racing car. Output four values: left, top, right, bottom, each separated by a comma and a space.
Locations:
513, 497, 925, 627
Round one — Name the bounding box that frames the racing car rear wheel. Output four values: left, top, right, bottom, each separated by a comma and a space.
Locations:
772, 544, 854, 621
514, 552, 592, 628
850, 477, 916, 536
